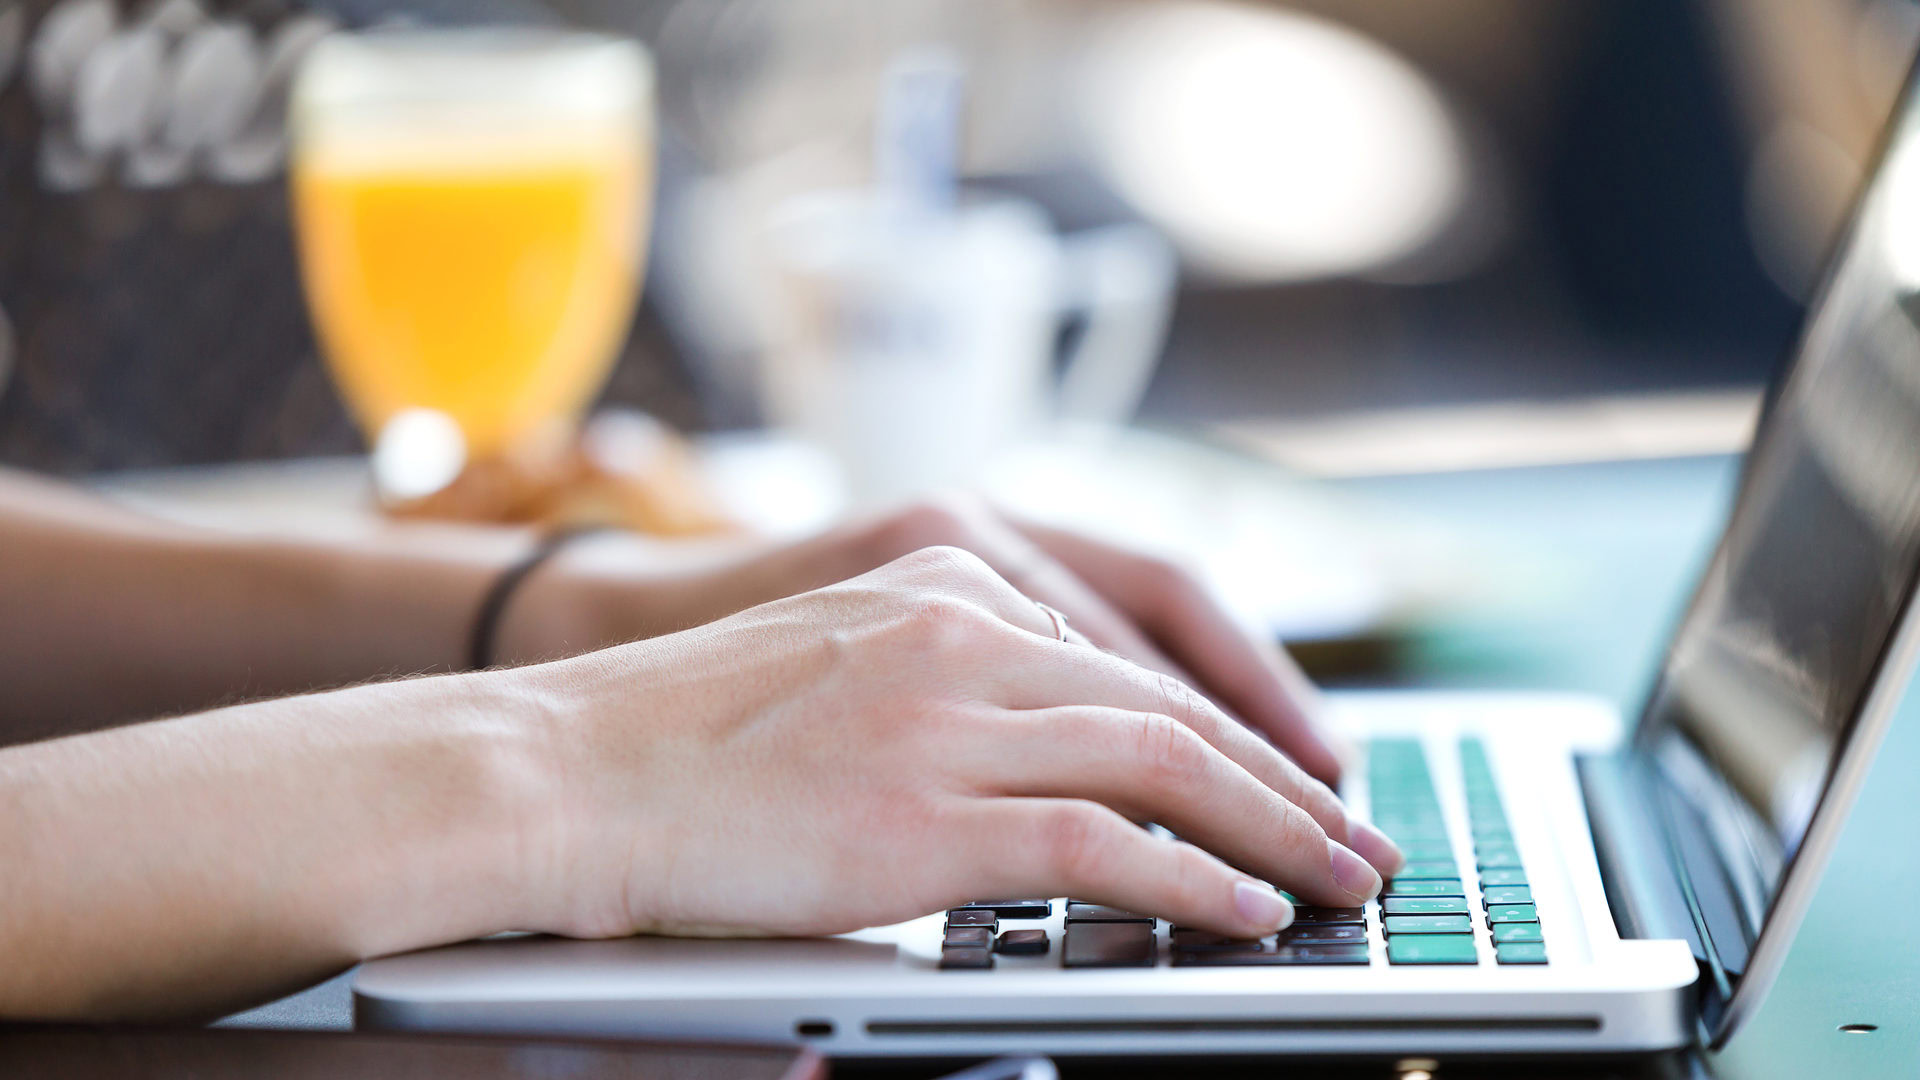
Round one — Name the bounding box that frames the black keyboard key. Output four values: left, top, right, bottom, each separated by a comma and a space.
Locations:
1170, 930, 1266, 952
957, 899, 1051, 919
1383, 914, 1472, 934
1290, 906, 1366, 926
995, 928, 1050, 955
939, 946, 993, 970
1065, 903, 1153, 923
1063, 921, 1156, 967
945, 909, 997, 928
1172, 943, 1371, 967
943, 926, 992, 948
1279, 924, 1367, 945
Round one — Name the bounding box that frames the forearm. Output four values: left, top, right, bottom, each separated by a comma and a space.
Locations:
0, 469, 518, 740
0, 669, 554, 1020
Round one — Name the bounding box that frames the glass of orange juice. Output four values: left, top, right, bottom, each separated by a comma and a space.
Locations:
289, 29, 653, 500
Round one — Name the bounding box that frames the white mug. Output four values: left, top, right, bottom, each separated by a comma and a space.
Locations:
762, 190, 1175, 508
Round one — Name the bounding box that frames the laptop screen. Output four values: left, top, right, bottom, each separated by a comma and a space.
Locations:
1635, 68, 1920, 987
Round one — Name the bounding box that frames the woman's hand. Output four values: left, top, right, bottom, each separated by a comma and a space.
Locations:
507, 495, 1352, 786
517, 547, 1400, 943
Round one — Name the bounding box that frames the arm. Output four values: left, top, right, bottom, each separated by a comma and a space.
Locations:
0, 467, 518, 741
0, 549, 1400, 1022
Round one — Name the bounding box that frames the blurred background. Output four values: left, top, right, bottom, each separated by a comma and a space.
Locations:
2, 0, 1911, 471
2, 0, 1916, 699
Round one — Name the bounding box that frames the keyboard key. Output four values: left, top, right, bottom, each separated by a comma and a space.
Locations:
1383, 879, 1465, 897
1395, 841, 1457, 862
1383, 914, 1472, 934
1173, 943, 1371, 967
1063, 921, 1156, 968
939, 946, 993, 970
1291, 906, 1366, 925
1492, 922, 1544, 944
1496, 942, 1548, 965
1280, 924, 1367, 945
1387, 935, 1479, 965
1384, 897, 1469, 915
1478, 868, 1528, 887
945, 909, 997, 928
957, 899, 1051, 919
1476, 846, 1524, 869
1170, 930, 1265, 952
1482, 885, 1533, 906
1487, 904, 1538, 924
995, 928, 1050, 955
943, 926, 992, 948
1393, 862, 1462, 881
1065, 903, 1153, 923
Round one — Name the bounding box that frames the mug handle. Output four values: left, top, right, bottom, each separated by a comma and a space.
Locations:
1053, 223, 1178, 427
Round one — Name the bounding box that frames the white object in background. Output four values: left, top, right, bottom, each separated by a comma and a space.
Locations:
1076, 0, 1467, 283
763, 193, 1174, 508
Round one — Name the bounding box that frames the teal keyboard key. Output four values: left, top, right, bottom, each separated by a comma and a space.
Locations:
1478, 868, 1527, 887
1496, 942, 1548, 965
1492, 922, 1544, 944
1396, 841, 1456, 861
1383, 914, 1472, 934
1482, 885, 1532, 906
1487, 904, 1538, 924
1394, 861, 1461, 880
1382, 879, 1463, 897
1384, 897, 1469, 915
1387, 935, 1479, 965
1476, 846, 1523, 869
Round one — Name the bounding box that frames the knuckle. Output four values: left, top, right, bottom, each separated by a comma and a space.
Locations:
892, 593, 994, 654
1131, 712, 1208, 791
892, 543, 997, 587
1149, 669, 1210, 723
1037, 803, 1113, 885
1140, 552, 1203, 600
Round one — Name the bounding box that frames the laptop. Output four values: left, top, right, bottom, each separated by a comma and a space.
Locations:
353, 60, 1920, 1060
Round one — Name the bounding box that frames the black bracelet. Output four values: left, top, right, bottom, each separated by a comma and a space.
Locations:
468, 527, 608, 671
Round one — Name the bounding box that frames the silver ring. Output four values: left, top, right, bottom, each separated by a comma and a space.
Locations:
1034, 601, 1070, 642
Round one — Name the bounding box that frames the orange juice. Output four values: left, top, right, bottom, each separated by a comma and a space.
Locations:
289, 30, 654, 465
294, 142, 648, 458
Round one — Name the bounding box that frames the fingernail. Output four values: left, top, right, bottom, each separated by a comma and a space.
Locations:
1233, 879, 1294, 932
1328, 839, 1383, 902
1346, 817, 1406, 877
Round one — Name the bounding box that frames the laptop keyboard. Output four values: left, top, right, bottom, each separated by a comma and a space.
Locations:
935, 737, 1547, 971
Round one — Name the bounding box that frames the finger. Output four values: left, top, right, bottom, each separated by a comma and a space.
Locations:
958, 798, 1296, 938
1012, 517, 1349, 786
991, 638, 1401, 877
964, 707, 1376, 907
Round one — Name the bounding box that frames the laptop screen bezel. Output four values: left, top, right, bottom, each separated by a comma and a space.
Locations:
1628, 51, 1920, 1049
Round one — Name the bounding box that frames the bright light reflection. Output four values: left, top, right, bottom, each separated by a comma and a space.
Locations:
1078, 1, 1467, 282
1878, 136, 1920, 288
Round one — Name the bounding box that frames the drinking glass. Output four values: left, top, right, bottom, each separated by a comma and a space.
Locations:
289, 29, 653, 499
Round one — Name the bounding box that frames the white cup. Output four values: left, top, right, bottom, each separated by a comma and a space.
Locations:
762, 190, 1175, 508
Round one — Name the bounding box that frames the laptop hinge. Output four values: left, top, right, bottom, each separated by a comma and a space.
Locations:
1577, 752, 1707, 951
